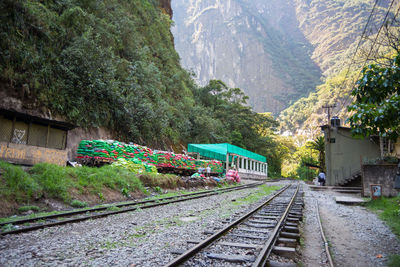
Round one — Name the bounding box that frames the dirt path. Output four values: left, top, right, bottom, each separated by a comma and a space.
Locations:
300, 184, 400, 266
300, 196, 330, 266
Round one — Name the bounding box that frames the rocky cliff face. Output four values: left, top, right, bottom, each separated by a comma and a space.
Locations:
171, 0, 385, 114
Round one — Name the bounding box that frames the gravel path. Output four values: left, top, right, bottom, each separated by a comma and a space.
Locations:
300, 184, 400, 267
0, 182, 286, 266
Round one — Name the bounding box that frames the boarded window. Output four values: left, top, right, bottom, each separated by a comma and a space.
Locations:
12, 121, 29, 145
48, 127, 67, 150
0, 116, 12, 142
28, 124, 48, 147
0, 114, 67, 150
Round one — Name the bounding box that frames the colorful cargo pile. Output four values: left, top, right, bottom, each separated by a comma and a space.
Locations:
76, 140, 223, 174
77, 140, 157, 163
155, 151, 196, 169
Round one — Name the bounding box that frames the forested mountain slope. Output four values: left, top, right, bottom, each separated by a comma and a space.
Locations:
0, 0, 284, 174
171, 0, 390, 117
279, 0, 394, 137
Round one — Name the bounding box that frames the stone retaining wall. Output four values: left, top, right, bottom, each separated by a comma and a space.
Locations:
362, 164, 400, 197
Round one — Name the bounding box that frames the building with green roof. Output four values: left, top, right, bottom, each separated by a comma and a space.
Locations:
187, 143, 267, 179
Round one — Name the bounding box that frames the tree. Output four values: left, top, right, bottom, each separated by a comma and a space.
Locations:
347, 53, 400, 142
307, 136, 325, 171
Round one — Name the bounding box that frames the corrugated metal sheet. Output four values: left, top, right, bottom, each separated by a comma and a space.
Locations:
187, 143, 266, 162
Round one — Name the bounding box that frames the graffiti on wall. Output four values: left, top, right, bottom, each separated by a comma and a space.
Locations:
0, 142, 67, 166
11, 129, 26, 144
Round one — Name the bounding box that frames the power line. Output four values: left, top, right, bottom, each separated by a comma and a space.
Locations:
336, 0, 381, 99
322, 104, 336, 124
360, 0, 397, 69
342, 0, 398, 109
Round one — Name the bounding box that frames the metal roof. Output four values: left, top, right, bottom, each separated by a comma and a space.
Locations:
187, 143, 266, 162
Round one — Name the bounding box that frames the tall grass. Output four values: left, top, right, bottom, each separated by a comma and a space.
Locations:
30, 163, 72, 202
0, 161, 41, 202
0, 161, 145, 204
69, 165, 144, 195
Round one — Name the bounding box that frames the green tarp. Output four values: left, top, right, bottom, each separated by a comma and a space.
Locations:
187, 143, 266, 163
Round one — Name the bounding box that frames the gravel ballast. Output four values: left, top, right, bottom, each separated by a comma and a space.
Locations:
0, 182, 284, 266
2, 181, 399, 266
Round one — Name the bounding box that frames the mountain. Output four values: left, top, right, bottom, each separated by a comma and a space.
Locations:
171, 0, 390, 115
279, 0, 393, 137
0, 0, 282, 167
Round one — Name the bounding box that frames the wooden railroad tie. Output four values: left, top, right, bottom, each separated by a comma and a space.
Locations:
280, 231, 300, 241
207, 253, 256, 262
277, 237, 297, 248
218, 242, 260, 249
272, 246, 296, 259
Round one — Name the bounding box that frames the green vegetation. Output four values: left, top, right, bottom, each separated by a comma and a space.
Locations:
296, 0, 389, 76
0, 210, 62, 224
365, 196, 400, 237
0, 160, 41, 202
365, 196, 400, 267
0, 160, 245, 216
17, 205, 40, 213
0, 0, 282, 176
233, 185, 282, 206
70, 200, 88, 208
1, 223, 15, 232
279, 70, 358, 135
348, 53, 400, 141
388, 254, 400, 267
106, 206, 121, 212
279, 0, 396, 136
0, 161, 144, 204
281, 137, 319, 180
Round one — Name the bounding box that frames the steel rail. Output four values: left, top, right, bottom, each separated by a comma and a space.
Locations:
317, 200, 335, 267
1, 183, 261, 227
253, 183, 300, 266
164, 184, 293, 267
0, 182, 263, 236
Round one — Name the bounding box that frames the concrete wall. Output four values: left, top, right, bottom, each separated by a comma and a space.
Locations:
362, 164, 400, 197
0, 142, 67, 166
324, 127, 380, 186
239, 172, 267, 181
66, 127, 113, 161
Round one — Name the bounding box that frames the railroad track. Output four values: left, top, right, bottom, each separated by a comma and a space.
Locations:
0, 182, 264, 236
166, 183, 303, 266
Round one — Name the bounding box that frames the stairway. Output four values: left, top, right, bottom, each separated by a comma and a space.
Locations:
337, 170, 361, 187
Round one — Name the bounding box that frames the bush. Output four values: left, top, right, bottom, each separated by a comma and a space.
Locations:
388, 254, 400, 267
17, 205, 40, 213
70, 200, 88, 208
0, 161, 41, 202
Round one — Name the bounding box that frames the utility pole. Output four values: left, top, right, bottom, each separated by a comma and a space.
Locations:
322, 104, 336, 124
322, 104, 336, 186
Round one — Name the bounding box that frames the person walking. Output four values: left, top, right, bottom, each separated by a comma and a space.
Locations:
318, 171, 326, 186
206, 165, 211, 177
